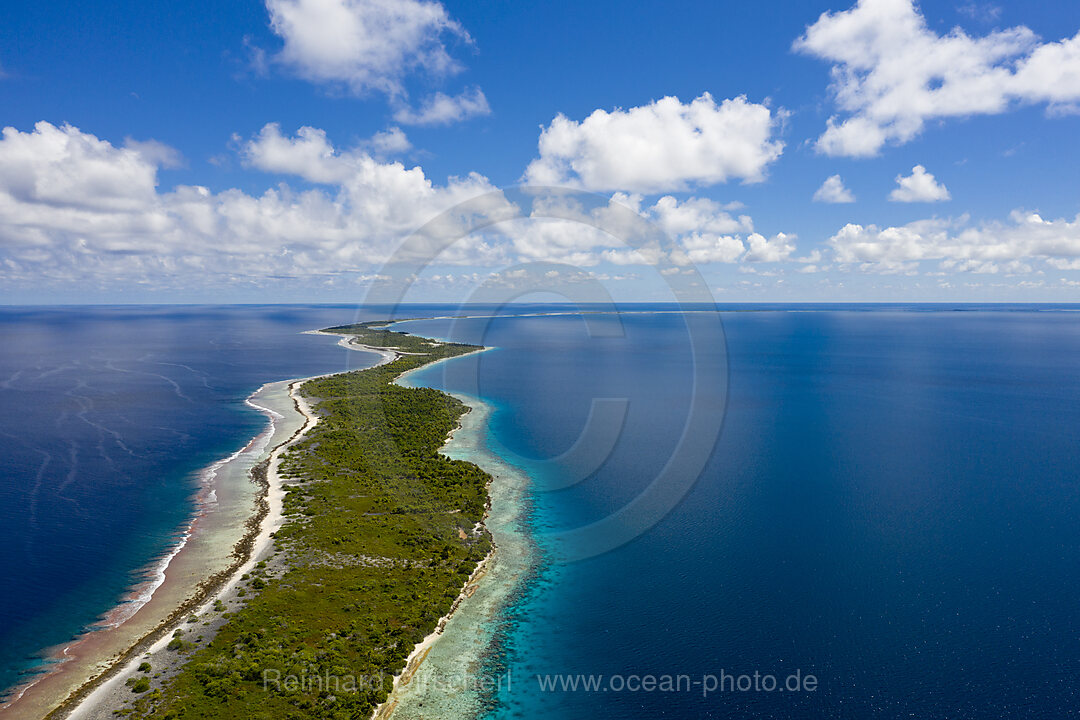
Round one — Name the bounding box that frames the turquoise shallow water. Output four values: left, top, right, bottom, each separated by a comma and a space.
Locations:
6, 305, 1080, 720
398, 308, 1080, 719
374, 388, 536, 719
0, 302, 647, 699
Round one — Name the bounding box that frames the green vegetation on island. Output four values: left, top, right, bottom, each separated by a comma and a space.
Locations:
130, 322, 491, 719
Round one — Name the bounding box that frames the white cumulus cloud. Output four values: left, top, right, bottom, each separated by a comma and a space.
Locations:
744, 232, 798, 262
888, 165, 950, 202
242, 123, 358, 184
0, 122, 512, 290
813, 174, 856, 203
393, 86, 491, 125
604, 193, 793, 265
122, 138, 185, 169
523, 93, 785, 193
0, 122, 803, 295
649, 195, 754, 237
241, 124, 419, 181
827, 210, 1080, 273
0, 122, 160, 213
367, 127, 412, 155
475, 193, 785, 268
266, 0, 469, 96
794, 0, 1080, 156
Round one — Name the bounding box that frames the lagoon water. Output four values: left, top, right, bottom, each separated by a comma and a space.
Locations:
4, 305, 1080, 718
402, 308, 1080, 719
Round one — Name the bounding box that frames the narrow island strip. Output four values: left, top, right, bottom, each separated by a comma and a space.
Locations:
54, 322, 495, 720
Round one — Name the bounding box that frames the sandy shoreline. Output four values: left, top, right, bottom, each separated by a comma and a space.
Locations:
368, 344, 535, 720
368, 352, 494, 720
58, 336, 402, 720
0, 382, 290, 720
372, 539, 496, 720
0, 335, 397, 720
61, 376, 311, 719
5, 327, 511, 720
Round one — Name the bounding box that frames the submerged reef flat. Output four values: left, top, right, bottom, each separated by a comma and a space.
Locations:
77, 323, 495, 719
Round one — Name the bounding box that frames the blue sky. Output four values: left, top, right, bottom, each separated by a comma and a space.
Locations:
2, 0, 1080, 303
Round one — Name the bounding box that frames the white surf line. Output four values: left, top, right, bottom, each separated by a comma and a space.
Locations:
67, 342, 395, 720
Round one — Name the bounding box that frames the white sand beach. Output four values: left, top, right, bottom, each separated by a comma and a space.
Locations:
1, 338, 395, 720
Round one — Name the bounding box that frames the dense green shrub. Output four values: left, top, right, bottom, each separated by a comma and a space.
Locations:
138, 323, 492, 719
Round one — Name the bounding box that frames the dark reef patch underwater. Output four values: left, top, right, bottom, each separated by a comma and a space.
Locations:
3, 305, 1080, 719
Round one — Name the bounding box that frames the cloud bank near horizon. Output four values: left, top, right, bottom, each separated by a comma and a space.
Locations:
2, 0, 1080, 300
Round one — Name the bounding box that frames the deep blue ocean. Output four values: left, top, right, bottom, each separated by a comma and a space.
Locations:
4, 305, 1080, 718
403, 307, 1080, 719
0, 305, 385, 695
